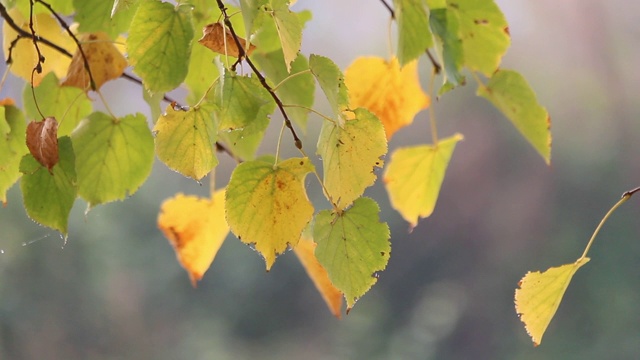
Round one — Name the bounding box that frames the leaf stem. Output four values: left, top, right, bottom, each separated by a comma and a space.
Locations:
579, 188, 638, 259
272, 69, 311, 92
274, 120, 286, 166
282, 104, 336, 124
428, 69, 438, 146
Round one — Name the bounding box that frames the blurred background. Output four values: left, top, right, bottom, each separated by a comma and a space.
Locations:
2, 0, 640, 358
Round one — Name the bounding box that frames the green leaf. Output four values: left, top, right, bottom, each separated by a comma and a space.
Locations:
313, 197, 391, 310
184, 40, 219, 104
154, 103, 218, 180
20, 136, 76, 234
74, 0, 138, 38
384, 134, 463, 228
111, 0, 138, 18
0, 105, 28, 203
240, 0, 268, 37
71, 112, 154, 207
23, 72, 92, 136
477, 69, 551, 163
253, 51, 315, 130
268, 0, 303, 71
127, 0, 194, 93
226, 157, 315, 270
430, 7, 465, 91
213, 71, 274, 131
309, 54, 349, 120
317, 108, 387, 210
450, 0, 510, 76
393, 0, 432, 66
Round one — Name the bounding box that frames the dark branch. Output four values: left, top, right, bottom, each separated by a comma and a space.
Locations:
380, 0, 395, 18
28, 0, 44, 73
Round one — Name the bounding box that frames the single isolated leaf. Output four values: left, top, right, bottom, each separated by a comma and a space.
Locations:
317, 108, 387, 210
213, 71, 274, 131
294, 235, 343, 318
23, 73, 93, 136
345, 56, 430, 140
515, 257, 591, 346
477, 69, 551, 163
384, 134, 463, 228
393, 0, 432, 65
62, 32, 128, 91
198, 22, 256, 58
20, 136, 77, 234
314, 197, 391, 310
0, 104, 28, 204
2, 9, 75, 85
71, 112, 154, 207
450, 0, 510, 76
154, 103, 218, 180
309, 54, 349, 120
226, 157, 314, 270
26, 117, 59, 173
158, 190, 229, 287
127, 0, 194, 93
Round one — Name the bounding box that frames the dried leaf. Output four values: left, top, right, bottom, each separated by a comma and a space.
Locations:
25, 117, 59, 172
198, 22, 255, 58
62, 32, 128, 91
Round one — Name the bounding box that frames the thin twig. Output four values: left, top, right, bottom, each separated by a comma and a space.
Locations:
380, 0, 395, 18
425, 49, 441, 74
28, 0, 45, 73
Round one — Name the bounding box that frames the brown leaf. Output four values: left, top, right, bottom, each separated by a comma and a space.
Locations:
26, 117, 59, 173
198, 22, 255, 58
62, 32, 128, 91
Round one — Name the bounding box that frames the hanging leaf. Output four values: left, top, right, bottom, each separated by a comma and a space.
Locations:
198, 22, 256, 57
184, 39, 220, 104
269, 0, 304, 71
71, 112, 154, 207
294, 235, 343, 318
314, 197, 391, 310
429, 7, 465, 91
20, 136, 77, 234
226, 157, 314, 270
158, 190, 229, 287
384, 134, 463, 228
515, 257, 590, 346
317, 108, 387, 209
74, 0, 138, 38
62, 32, 128, 91
393, 0, 432, 66
309, 54, 349, 120
127, 0, 194, 93
477, 69, 551, 164
26, 117, 59, 173
154, 103, 218, 181
345, 56, 430, 140
213, 71, 274, 131
0, 104, 28, 204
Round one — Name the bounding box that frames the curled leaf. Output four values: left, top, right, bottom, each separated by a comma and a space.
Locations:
198, 22, 255, 57
26, 117, 59, 173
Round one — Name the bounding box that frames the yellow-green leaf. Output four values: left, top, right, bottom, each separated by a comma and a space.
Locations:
71, 112, 154, 207
313, 197, 390, 310
269, 0, 303, 71
0, 104, 27, 204
477, 69, 551, 164
74, 0, 138, 38
309, 54, 349, 120
317, 108, 387, 210
393, 0, 432, 66
383, 134, 462, 228
154, 103, 218, 180
213, 71, 274, 131
226, 157, 314, 270
515, 257, 591, 346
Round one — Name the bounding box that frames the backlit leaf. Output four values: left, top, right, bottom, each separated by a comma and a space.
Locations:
184, 39, 220, 104
71, 112, 154, 207
158, 189, 229, 287
317, 108, 387, 210
25, 117, 59, 173
74, 0, 138, 38
384, 134, 463, 228
393, 0, 432, 66
23, 73, 93, 136
314, 197, 390, 310
294, 235, 343, 318
62, 32, 128, 91
198, 22, 255, 58
269, 0, 303, 71
111, 0, 138, 18
226, 157, 314, 270
309, 54, 349, 120
0, 104, 27, 204
345, 56, 430, 140
429, 7, 465, 91
477, 69, 551, 164
127, 0, 194, 93
20, 136, 77, 234
213, 71, 274, 131
154, 103, 218, 180
515, 257, 590, 346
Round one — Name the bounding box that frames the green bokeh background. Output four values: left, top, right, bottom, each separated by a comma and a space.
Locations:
2, 0, 640, 358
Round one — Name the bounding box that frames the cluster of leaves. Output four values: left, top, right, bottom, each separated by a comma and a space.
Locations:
0, 0, 552, 322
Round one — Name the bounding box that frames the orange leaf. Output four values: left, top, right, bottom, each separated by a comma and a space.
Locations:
294, 236, 343, 318
158, 190, 229, 287
62, 32, 128, 91
345, 56, 430, 140
0, 98, 15, 106
198, 22, 255, 58
25, 117, 59, 173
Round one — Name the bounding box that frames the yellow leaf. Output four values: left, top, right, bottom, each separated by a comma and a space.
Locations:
293, 236, 343, 318
514, 257, 590, 346
158, 190, 229, 287
2, 9, 75, 86
345, 56, 430, 140
62, 32, 128, 91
